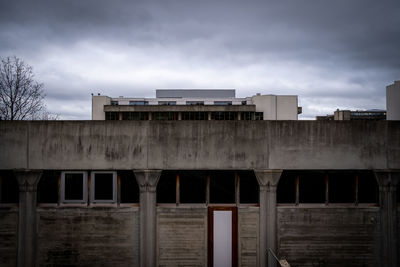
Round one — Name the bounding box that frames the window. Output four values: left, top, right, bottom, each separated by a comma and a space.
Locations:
186, 101, 204, 105
277, 172, 296, 204
110, 101, 118, 106
61, 171, 88, 203
105, 112, 118, 120
180, 171, 207, 203
157, 171, 176, 203
211, 112, 237, 120
238, 171, 259, 204
91, 171, 117, 203
210, 171, 235, 203
37, 171, 59, 203
129, 101, 148, 105
299, 172, 326, 203
158, 101, 176, 105
0, 171, 19, 203
120, 171, 139, 203
214, 101, 232, 105
153, 112, 178, 120
329, 172, 355, 203
122, 112, 148, 120
182, 112, 207, 120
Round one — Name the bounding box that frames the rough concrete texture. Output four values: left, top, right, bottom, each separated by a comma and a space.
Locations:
0, 208, 18, 267
0, 120, 398, 170
157, 207, 207, 267
36, 207, 140, 267
277, 207, 379, 267
238, 207, 259, 267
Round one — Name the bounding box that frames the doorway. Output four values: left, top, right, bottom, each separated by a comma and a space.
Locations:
208, 207, 238, 267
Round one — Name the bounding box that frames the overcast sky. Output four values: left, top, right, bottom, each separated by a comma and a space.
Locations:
1, 0, 399, 119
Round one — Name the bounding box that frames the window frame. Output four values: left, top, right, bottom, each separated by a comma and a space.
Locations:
90, 171, 117, 203
61, 171, 88, 203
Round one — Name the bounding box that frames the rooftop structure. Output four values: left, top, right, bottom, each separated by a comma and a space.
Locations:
387, 80, 400, 120
316, 109, 387, 121
92, 89, 302, 121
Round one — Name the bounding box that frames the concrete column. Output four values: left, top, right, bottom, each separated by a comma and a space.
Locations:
134, 170, 162, 267
14, 170, 42, 267
374, 170, 399, 267
254, 169, 282, 267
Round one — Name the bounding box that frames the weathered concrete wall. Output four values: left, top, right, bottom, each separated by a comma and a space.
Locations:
36, 207, 139, 267
157, 207, 207, 267
0, 121, 398, 170
277, 206, 379, 267
0, 207, 18, 267
238, 207, 259, 267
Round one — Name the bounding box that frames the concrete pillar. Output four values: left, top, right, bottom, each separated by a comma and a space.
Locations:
254, 169, 282, 267
374, 170, 399, 267
134, 170, 162, 267
14, 170, 42, 267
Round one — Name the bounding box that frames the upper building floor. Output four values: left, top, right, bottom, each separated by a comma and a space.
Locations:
92, 89, 302, 121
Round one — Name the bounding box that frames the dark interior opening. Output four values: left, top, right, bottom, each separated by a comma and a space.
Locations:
358, 171, 379, 204
329, 172, 355, 203
0, 171, 19, 203
210, 171, 235, 203
299, 172, 325, 203
120, 171, 139, 203
37, 171, 59, 203
64, 173, 84, 200
157, 171, 176, 203
277, 172, 296, 204
94, 173, 113, 200
239, 171, 259, 204
180, 171, 206, 203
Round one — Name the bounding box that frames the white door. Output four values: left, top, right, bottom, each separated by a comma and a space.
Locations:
213, 211, 232, 267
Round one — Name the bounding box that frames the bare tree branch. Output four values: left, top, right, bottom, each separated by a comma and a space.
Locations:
0, 56, 52, 120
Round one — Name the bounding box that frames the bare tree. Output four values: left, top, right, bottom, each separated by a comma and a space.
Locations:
0, 56, 46, 120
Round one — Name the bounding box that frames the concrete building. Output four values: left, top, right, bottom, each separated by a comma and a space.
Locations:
316, 109, 387, 121
387, 80, 400, 120
0, 120, 399, 267
92, 89, 302, 121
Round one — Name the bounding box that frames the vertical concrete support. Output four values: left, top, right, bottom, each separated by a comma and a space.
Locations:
14, 170, 42, 267
134, 170, 162, 267
254, 169, 282, 267
374, 170, 399, 267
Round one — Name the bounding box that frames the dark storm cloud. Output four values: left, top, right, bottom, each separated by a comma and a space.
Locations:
0, 0, 399, 119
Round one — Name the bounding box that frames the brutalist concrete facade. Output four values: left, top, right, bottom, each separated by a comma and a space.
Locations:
0, 120, 399, 267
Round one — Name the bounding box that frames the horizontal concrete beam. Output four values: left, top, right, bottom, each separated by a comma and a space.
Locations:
0, 121, 398, 170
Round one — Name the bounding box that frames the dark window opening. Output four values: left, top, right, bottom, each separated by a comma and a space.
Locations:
129, 101, 148, 106
242, 112, 264, 120
122, 112, 148, 120
94, 173, 114, 200
157, 171, 176, 203
37, 171, 59, 203
105, 112, 118, 120
329, 172, 355, 203
182, 112, 207, 120
120, 171, 139, 203
180, 171, 206, 203
186, 101, 204, 105
111, 101, 118, 106
211, 112, 237, 120
153, 112, 179, 120
210, 171, 235, 203
239, 171, 259, 204
214, 101, 232, 105
64, 173, 84, 201
158, 101, 176, 105
0, 171, 19, 203
277, 172, 296, 204
358, 171, 379, 204
299, 172, 325, 203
